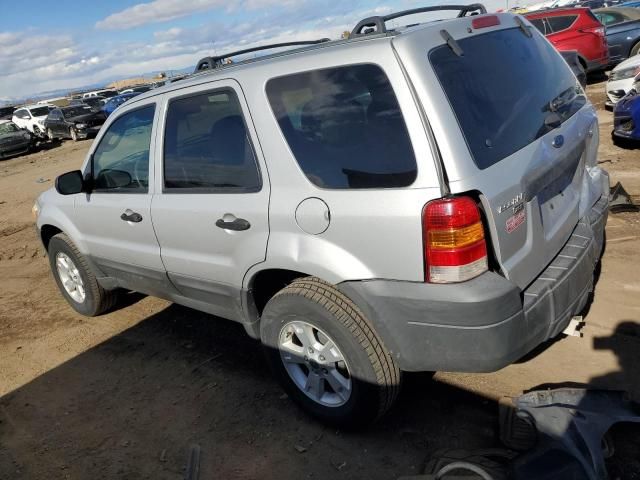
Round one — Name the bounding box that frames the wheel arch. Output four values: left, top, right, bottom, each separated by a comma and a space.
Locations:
40, 224, 63, 252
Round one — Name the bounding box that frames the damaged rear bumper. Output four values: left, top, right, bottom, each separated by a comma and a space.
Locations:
339, 193, 609, 373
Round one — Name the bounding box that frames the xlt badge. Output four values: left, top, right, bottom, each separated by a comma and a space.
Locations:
498, 193, 524, 214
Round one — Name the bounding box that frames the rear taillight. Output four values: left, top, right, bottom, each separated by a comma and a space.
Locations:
422, 196, 488, 284
580, 26, 605, 36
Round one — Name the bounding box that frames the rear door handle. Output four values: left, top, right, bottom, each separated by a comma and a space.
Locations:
121, 211, 143, 223
215, 217, 250, 231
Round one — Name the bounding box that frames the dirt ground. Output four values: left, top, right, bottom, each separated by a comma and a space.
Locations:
0, 78, 639, 479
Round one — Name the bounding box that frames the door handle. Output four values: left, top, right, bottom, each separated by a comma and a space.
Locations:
215, 217, 251, 231
121, 211, 143, 223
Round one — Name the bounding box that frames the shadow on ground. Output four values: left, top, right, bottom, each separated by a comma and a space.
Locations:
0, 304, 497, 479
0, 304, 638, 479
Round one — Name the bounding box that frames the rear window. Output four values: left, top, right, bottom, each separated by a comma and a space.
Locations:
546, 15, 578, 32
529, 18, 548, 34
266, 64, 417, 189
430, 27, 586, 169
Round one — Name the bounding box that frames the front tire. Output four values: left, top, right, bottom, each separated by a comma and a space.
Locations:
260, 277, 401, 427
48, 233, 117, 316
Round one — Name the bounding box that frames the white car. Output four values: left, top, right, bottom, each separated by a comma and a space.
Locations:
606, 55, 640, 107
82, 89, 118, 100
12, 104, 53, 137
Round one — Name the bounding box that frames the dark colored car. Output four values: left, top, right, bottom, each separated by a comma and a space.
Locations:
0, 106, 16, 120
525, 7, 609, 72
613, 77, 640, 141
44, 105, 106, 141
594, 7, 640, 64
69, 97, 105, 112
0, 121, 35, 159
102, 92, 140, 117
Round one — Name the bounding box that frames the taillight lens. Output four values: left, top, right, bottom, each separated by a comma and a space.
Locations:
581, 26, 605, 36
423, 196, 488, 283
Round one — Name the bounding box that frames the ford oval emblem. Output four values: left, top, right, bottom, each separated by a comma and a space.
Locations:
552, 135, 564, 148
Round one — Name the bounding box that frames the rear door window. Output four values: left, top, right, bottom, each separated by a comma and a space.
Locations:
266, 64, 417, 189
546, 15, 578, 32
163, 89, 261, 192
429, 27, 586, 169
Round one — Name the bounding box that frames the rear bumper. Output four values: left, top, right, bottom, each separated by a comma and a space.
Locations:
585, 56, 609, 73
339, 193, 609, 373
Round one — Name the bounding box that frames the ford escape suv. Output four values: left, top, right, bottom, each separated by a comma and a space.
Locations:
35, 5, 609, 426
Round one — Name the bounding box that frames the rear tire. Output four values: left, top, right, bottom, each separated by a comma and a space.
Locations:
48, 233, 117, 316
260, 277, 401, 427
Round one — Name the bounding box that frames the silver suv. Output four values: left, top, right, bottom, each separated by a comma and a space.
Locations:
35, 5, 609, 426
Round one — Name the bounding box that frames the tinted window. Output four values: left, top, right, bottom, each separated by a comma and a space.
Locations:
62, 106, 92, 118
163, 89, 260, 191
547, 15, 578, 32
529, 18, 548, 34
29, 107, 49, 117
92, 105, 155, 192
267, 64, 417, 189
430, 27, 586, 169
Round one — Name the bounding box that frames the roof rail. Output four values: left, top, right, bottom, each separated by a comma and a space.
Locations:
194, 39, 331, 72
350, 4, 488, 37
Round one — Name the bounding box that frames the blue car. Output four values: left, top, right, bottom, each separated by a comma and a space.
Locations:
620, 1, 640, 7
613, 84, 640, 141
102, 92, 141, 117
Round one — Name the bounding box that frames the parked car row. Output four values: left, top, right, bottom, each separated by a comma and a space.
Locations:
0, 82, 163, 160
525, 5, 640, 76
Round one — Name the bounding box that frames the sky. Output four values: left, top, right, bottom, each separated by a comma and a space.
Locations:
0, 0, 514, 101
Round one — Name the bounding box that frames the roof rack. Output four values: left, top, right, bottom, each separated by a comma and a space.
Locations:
194, 39, 331, 72
350, 4, 488, 37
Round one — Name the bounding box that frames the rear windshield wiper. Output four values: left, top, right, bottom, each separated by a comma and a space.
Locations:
548, 86, 578, 113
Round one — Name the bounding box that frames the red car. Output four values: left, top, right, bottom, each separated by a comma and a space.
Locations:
525, 7, 609, 72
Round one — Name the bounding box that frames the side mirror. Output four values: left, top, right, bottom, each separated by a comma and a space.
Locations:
55, 170, 85, 195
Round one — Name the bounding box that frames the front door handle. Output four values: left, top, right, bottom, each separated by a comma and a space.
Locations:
215, 217, 250, 231
121, 211, 143, 223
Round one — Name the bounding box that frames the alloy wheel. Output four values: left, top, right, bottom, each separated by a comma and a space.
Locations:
278, 321, 352, 407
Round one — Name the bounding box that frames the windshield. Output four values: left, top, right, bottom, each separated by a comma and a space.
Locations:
29, 106, 50, 117
99, 91, 118, 98
62, 106, 92, 118
0, 122, 19, 134
429, 27, 586, 169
